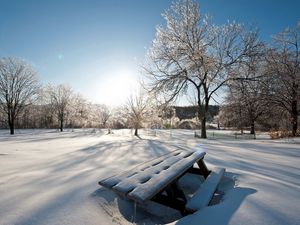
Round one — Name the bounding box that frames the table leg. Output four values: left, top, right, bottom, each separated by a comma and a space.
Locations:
151, 181, 187, 215
197, 158, 211, 178
186, 158, 211, 178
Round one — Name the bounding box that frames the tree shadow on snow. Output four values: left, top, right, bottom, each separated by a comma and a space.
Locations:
175, 172, 257, 225
175, 187, 256, 225
91, 187, 180, 225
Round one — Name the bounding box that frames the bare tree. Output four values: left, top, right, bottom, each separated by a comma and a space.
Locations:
124, 91, 148, 136
144, 0, 263, 138
97, 104, 111, 128
226, 57, 270, 135
219, 91, 247, 133
69, 93, 89, 128
110, 106, 127, 130
45, 84, 73, 132
265, 22, 300, 136
0, 57, 39, 134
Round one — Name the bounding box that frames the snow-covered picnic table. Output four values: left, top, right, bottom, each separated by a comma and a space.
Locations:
99, 148, 224, 214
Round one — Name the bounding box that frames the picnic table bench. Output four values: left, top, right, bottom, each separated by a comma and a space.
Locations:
98, 148, 225, 215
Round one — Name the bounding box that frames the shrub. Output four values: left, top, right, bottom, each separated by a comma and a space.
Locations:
268, 128, 299, 139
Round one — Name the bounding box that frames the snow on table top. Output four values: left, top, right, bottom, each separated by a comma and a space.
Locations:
99, 149, 206, 202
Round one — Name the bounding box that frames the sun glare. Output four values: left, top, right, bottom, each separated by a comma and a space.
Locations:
99, 68, 138, 106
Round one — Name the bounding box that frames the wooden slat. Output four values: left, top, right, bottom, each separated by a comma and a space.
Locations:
128, 151, 205, 202
185, 167, 225, 213
113, 151, 194, 194
99, 149, 182, 189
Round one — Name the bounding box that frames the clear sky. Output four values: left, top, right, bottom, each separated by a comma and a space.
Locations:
0, 0, 299, 106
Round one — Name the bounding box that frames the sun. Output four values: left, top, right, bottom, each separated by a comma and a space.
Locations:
99, 68, 139, 106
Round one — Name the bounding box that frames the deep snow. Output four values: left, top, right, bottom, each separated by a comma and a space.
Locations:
0, 129, 299, 225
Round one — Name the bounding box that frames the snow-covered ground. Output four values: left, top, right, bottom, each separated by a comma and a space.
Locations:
0, 129, 299, 225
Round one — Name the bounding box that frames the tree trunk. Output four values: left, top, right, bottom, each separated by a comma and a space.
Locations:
196, 86, 207, 139
8, 112, 15, 135
60, 118, 63, 132
238, 103, 244, 134
9, 119, 14, 135
198, 103, 208, 139
291, 100, 298, 136
201, 117, 207, 138
292, 117, 298, 136
250, 121, 255, 135
134, 128, 138, 136
201, 98, 210, 139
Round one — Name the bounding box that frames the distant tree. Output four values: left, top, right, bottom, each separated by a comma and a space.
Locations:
146, 103, 163, 129
0, 57, 39, 134
70, 93, 89, 128
145, 0, 263, 138
218, 97, 246, 133
265, 22, 300, 136
45, 84, 73, 132
97, 104, 111, 128
213, 114, 220, 130
124, 91, 148, 136
226, 57, 270, 135
110, 106, 127, 130
158, 104, 175, 128
37, 90, 56, 129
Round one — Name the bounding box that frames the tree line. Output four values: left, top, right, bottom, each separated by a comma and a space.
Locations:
1, 0, 299, 137
0, 60, 181, 135
0, 59, 114, 134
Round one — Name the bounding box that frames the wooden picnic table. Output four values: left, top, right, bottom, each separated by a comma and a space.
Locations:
99, 148, 224, 214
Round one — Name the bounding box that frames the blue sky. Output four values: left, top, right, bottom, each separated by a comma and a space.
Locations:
0, 0, 299, 105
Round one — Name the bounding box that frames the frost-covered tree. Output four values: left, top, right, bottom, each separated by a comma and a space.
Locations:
219, 91, 247, 133
265, 22, 300, 136
45, 84, 73, 132
145, 0, 263, 138
0, 57, 39, 134
124, 90, 149, 136
97, 104, 111, 128
69, 93, 89, 128
226, 57, 270, 135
